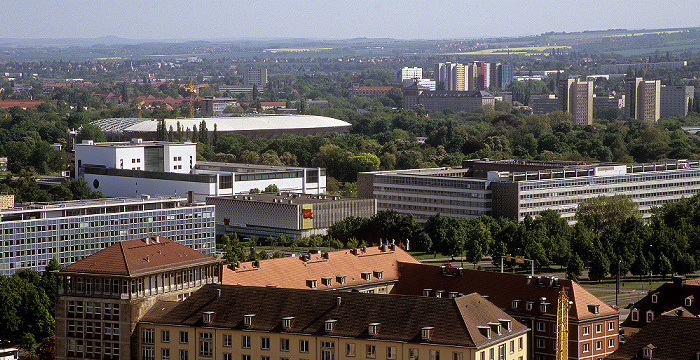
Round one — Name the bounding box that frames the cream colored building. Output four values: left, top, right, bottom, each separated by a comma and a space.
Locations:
625, 78, 661, 121
558, 79, 593, 125
137, 285, 529, 360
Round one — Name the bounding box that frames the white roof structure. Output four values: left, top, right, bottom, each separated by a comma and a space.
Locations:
93, 115, 351, 139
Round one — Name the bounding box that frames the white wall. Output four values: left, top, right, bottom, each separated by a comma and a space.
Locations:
83, 173, 217, 201
163, 143, 197, 174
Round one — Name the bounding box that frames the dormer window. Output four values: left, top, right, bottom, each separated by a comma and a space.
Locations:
587, 304, 600, 314
540, 302, 550, 313
435, 290, 445, 298
526, 301, 534, 311
448, 292, 459, 299
421, 327, 434, 341
631, 309, 639, 322
511, 300, 521, 309
423, 289, 433, 297
686, 296, 693, 307
336, 275, 346, 285
643, 346, 654, 359
646, 311, 654, 323
321, 277, 333, 286
651, 294, 658, 304
373, 270, 383, 279
477, 326, 491, 339
498, 319, 512, 331
325, 319, 337, 333
361, 272, 372, 281
306, 279, 317, 289
368, 323, 380, 336
203, 311, 215, 324
243, 314, 255, 328
488, 322, 501, 335
282, 317, 294, 331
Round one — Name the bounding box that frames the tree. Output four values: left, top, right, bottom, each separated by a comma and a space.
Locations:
653, 254, 672, 280
199, 120, 209, 144
76, 123, 105, 143
588, 251, 610, 282
630, 251, 650, 280
263, 184, 279, 193
249, 188, 260, 194
566, 253, 585, 282
576, 195, 640, 235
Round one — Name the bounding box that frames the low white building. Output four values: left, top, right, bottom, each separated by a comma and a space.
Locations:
75, 140, 326, 201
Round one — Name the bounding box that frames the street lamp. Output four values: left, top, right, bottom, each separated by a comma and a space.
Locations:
616, 259, 621, 307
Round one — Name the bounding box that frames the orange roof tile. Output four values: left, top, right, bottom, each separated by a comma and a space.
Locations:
60, 236, 220, 277
0, 99, 48, 109
392, 262, 617, 321
222, 247, 420, 290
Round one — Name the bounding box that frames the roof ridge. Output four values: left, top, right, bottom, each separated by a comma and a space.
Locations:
119, 241, 130, 275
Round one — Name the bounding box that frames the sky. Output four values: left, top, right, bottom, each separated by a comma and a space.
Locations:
2, 0, 698, 41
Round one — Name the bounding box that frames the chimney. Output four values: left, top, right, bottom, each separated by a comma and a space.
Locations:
187, 190, 195, 203
216, 289, 221, 298
337, 296, 342, 307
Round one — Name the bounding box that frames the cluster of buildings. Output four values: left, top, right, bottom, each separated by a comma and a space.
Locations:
530, 77, 693, 125
358, 158, 700, 224
54, 236, 624, 360
433, 62, 513, 92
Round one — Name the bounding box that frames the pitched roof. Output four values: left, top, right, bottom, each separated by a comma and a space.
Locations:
60, 236, 220, 277
606, 315, 700, 360
141, 284, 527, 349
621, 279, 700, 330
391, 262, 617, 321
221, 247, 420, 289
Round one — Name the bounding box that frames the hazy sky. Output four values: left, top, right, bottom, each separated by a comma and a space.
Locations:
2, 0, 698, 40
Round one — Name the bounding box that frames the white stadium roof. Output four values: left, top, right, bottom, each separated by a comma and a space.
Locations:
92, 115, 351, 134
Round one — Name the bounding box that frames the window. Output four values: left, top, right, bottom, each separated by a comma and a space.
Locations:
537, 339, 546, 349
142, 346, 155, 360
321, 342, 334, 360
595, 324, 603, 333
480, 352, 485, 360
325, 319, 336, 333
366, 345, 376, 358
608, 338, 615, 348
631, 310, 639, 322
430, 350, 440, 360
608, 321, 615, 331
346, 343, 356, 357
450, 352, 460, 360
262, 357, 270, 360
242, 336, 251, 349
280, 338, 289, 352
582, 343, 590, 353
509, 340, 514, 353
142, 328, 155, 344
387, 347, 397, 360
498, 345, 505, 360
162, 330, 170, 343
596, 341, 603, 350
582, 326, 590, 336
261, 337, 270, 350
179, 331, 189, 344
536, 322, 545, 332
518, 337, 523, 350
223, 354, 232, 360
421, 327, 434, 340
646, 311, 654, 323
162, 348, 170, 360
651, 294, 658, 303
299, 340, 309, 353
200, 332, 213, 357
179, 350, 188, 360
489, 348, 494, 360
223, 334, 232, 347
409, 348, 418, 360
242, 356, 251, 360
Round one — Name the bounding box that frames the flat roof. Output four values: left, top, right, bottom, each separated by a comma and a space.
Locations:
1, 196, 192, 214
196, 161, 322, 174
74, 140, 194, 148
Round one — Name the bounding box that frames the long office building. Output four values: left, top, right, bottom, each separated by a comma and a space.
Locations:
660, 85, 694, 118
0, 196, 215, 275
359, 159, 700, 223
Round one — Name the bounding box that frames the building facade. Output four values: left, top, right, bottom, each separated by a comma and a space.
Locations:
392, 263, 619, 360
660, 85, 694, 118
244, 68, 268, 87
0, 196, 215, 275
403, 89, 495, 114
396, 67, 423, 83
207, 193, 376, 239
137, 285, 529, 360
75, 140, 327, 200
625, 78, 661, 121
558, 79, 593, 126
530, 94, 560, 114
359, 159, 700, 224
54, 236, 222, 360
201, 97, 239, 115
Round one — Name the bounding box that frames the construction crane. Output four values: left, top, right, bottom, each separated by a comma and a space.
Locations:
136, 98, 145, 118
185, 79, 208, 118
556, 286, 569, 360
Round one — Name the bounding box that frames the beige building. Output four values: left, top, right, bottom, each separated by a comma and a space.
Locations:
54, 236, 222, 360
625, 78, 661, 121
137, 285, 529, 360
660, 85, 694, 118
207, 193, 376, 239
401, 87, 495, 114
558, 79, 593, 125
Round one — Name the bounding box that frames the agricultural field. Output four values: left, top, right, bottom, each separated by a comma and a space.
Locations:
444, 45, 571, 56
264, 47, 333, 53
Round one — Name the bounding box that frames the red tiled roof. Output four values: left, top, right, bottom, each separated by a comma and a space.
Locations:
222, 247, 420, 290
0, 99, 48, 109
606, 315, 700, 359
392, 262, 617, 321
60, 236, 220, 277
621, 279, 700, 330
141, 284, 528, 349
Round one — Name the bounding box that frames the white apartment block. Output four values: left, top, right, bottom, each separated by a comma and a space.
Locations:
661, 85, 694, 118
396, 67, 423, 82
0, 196, 215, 275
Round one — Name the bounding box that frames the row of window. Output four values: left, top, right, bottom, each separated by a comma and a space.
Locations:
68, 301, 120, 317
67, 320, 120, 336
67, 339, 119, 356
533, 321, 615, 334
578, 339, 616, 353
